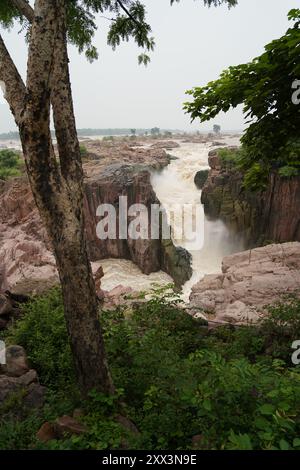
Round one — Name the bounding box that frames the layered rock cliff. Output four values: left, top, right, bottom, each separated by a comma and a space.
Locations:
84, 163, 192, 285
0, 143, 192, 293
201, 150, 300, 247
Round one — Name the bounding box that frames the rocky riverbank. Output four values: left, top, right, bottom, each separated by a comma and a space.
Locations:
189, 242, 300, 324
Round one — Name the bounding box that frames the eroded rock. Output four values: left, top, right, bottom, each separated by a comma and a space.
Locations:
190, 242, 300, 324
0, 144, 191, 293
201, 150, 300, 246
4, 345, 29, 377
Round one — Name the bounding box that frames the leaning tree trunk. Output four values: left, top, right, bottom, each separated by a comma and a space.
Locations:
2, 0, 114, 396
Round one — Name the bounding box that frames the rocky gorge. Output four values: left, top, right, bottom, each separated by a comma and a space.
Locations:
1, 135, 300, 443
1, 136, 300, 328
0, 139, 192, 299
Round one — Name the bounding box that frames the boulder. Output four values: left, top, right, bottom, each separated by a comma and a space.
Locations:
23, 383, 46, 408
36, 422, 57, 443
0, 294, 13, 316
0, 369, 42, 405
194, 169, 209, 190
3, 345, 29, 377
37, 415, 87, 443
150, 141, 180, 150
55, 415, 88, 438
190, 242, 300, 324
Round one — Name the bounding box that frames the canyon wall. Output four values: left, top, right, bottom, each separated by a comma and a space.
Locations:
201, 150, 300, 247
84, 163, 192, 286
0, 154, 192, 293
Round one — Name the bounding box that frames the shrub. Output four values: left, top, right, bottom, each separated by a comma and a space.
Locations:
79, 144, 88, 158
2, 288, 300, 450
278, 166, 299, 178
0, 149, 22, 180
5, 288, 74, 389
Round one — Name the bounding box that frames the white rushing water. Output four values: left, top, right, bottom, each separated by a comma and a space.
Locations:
93, 259, 173, 292
151, 137, 244, 300
95, 137, 244, 296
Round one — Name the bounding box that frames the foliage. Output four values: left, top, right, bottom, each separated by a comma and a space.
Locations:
0, 149, 22, 180
2, 288, 300, 450
79, 144, 88, 157
213, 124, 221, 134
150, 127, 160, 136
0, 1, 238, 64
218, 147, 241, 167
185, 10, 300, 187
278, 165, 299, 178
4, 288, 74, 389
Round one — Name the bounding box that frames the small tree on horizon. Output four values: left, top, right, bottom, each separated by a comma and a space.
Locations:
213, 124, 221, 135
151, 127, 160, 136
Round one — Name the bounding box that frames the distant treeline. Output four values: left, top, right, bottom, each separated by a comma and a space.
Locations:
76, 128, 173, 136
0, 129, 179, 140
0, 131, 20, 140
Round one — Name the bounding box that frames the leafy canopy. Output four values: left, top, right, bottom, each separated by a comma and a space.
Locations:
0, 0, 237, 63
184, 9, 300, 182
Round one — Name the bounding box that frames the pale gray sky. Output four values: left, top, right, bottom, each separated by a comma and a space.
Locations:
0, 0, 298, 133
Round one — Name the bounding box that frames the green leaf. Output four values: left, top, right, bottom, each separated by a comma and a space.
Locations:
293, 438, 300, 448
279, 439, 290, 451
203, 399, 212, 411
259, 404, 276, 416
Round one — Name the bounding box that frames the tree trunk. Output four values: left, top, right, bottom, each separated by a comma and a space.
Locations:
4, 0, 114, 396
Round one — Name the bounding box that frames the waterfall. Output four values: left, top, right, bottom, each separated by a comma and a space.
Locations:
151, 138, 244, 300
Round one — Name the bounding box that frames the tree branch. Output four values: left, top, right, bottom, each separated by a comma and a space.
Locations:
0, 34, 26, 125
116, 0, 140, 26
10, 0, 34, 22
50, 1, 83, 183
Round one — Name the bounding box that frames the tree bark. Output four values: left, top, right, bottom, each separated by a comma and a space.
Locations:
2, 0, 114, 396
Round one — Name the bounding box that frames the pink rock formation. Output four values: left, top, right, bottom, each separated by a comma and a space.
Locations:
190, 242, 300, 324
0, 141, 191, 293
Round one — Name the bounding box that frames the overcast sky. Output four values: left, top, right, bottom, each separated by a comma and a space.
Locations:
0, 0, 298, 133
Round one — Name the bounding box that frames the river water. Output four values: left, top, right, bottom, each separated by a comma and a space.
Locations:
98, 137, 244, 299
151, 138, 244, 300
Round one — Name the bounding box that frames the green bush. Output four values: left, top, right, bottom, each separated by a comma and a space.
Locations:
5, 288, 74, 389
217, 147, 240, 167
0, 149, 22, 180
2, 288, 300, 450
278, 166, 299, 178
79, 144, 88, 158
